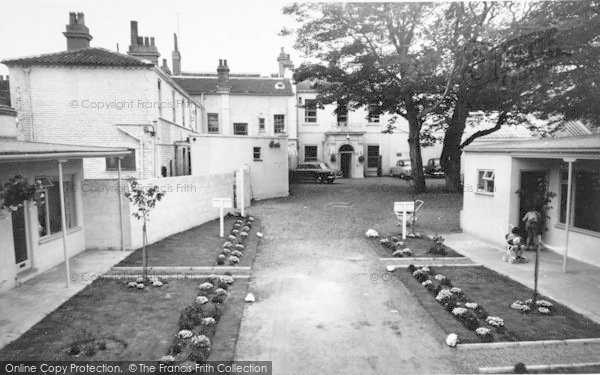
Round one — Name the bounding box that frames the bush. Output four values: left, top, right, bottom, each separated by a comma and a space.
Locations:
429, 235, 447, 256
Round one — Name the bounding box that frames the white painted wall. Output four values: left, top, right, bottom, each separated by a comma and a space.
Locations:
190, 135, 289, 200
0, 211, 17, 292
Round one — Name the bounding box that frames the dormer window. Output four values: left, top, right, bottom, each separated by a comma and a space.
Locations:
274, 82, 285, 90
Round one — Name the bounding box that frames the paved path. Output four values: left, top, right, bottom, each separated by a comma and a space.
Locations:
235, 179, 600, 374
444, 233, 600, 324
0, 249, 131, 350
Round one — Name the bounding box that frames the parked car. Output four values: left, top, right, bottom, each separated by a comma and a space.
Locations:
424, 158, 445, 178
390, 160, 412, 179
291, 162, 340, 184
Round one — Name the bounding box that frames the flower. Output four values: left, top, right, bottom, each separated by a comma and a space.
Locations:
412, 269, 424, 277
536, 299, 553, 308
228, 256, 240, 264
232, 250, 243, 257
160, 355, 175, 362
191, 335, 211, 348
402, 248, 413, 256
223, 241, 233, 248
465, 302, 478, 310
201, 317, 216, 326
136, 276, 144, 283
235, 244, 245, 250
128, 281, 137, 288
435, 289, 453, 302
486, 316, 504, 328
153, 280, 163, 287
215, 288, 227, 296
445, 333, 459, 347
256, 232, 263, 238
538, 307, 551, 314
475, 327, 491, 336
178, 329, 193, 339
199, 282, 214, 291
421, 280, 433, 287
220, 275, 234, 285
227, 235, 236, 241
392, 249, 404, 257
243, 226, 250, 231
452, 307, 468, 316
434, 274, 446, 281
450, 287, 462, 294
136, 283, 145, 289
421, 266, 430, 273
510, 302, 531, 313
240, 232, 249, 238
195, 296, 209, 305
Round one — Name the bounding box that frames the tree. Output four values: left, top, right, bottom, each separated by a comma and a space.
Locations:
1, 175, 40, 211
124, 178, 165, 281
285, 2, 446, 193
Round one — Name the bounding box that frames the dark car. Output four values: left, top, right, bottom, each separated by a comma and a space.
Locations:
424, 158, 445, 178
291, 162, 340, 184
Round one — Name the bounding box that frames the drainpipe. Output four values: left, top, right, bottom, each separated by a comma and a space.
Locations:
24, 68, 35, 141
117, 157, 125, 251
562, 157, 576, 273
57, 160, 71, 288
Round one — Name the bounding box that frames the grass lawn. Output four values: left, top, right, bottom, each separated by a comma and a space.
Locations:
398, 265, 600, 344
0, 277, 248, 361
526, 364, 600, 374
369, 235, 464, 258
116, 215, 260, 268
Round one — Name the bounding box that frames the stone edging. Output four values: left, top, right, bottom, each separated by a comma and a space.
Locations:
478, 361, 600, 374
109, 266, 251, 275
379, 257, 474, 265
457, 337, 600, 350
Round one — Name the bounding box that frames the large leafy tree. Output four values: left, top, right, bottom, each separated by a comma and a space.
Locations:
285, 2, 444, 193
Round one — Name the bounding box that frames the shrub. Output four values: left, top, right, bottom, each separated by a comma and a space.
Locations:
429, 235, 447, 256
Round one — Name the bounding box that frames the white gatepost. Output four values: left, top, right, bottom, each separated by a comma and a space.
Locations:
212, 197, 233, 237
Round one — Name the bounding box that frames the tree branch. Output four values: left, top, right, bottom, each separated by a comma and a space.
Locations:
460, 111, 508, 149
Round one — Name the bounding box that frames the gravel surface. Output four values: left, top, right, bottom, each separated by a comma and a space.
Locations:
234, 178, 600, 374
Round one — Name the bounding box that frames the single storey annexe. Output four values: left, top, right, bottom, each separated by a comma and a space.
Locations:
460, 134, 600, 268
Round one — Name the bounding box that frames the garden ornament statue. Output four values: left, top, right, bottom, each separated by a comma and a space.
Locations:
503, 227, 528, 264
522, 209, 541, 251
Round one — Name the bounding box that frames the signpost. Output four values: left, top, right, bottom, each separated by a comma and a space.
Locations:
212, 197, 233, 237
394, 200, 424, 240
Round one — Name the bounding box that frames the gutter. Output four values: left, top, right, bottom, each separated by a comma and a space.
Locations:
0, 150, 130, 162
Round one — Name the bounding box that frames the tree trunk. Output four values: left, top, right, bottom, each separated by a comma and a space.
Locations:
441, 95, 469, 193
406, 100, 426, 194
142, 220, 147, 281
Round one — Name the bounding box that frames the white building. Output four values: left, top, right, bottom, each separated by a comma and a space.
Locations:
460, 135, 600, 268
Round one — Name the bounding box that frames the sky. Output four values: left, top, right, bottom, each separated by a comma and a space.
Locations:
0, 0, 300, 76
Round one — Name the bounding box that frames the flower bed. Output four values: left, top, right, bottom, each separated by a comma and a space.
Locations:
373, 234, 464, 258
397, 265, 600, 344
217, 215, 256, 266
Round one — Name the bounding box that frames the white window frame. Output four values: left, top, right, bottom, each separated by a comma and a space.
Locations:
477, 169, 495, 194
207, 113, 219, 134
274, 114, 285, 134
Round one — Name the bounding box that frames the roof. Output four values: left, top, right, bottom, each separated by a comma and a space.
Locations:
0, 139, 130, 162
1, 48, 154, 68
173, 76, 294, 96
463, 120, 592, 142
464, 134, 600, 157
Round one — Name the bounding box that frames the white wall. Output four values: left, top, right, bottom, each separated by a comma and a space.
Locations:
0, 212, 17, 292
190, 135, 289, 200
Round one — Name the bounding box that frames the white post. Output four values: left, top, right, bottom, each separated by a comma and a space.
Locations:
240, 167, 245, 217
58, 160, 71, 288
402, 208, 407, 240
219, 201, 224, 238
117, 157, 125, 251
563, 158, 575, 273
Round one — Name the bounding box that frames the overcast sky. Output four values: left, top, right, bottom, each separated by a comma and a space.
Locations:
0, 0, 299, 76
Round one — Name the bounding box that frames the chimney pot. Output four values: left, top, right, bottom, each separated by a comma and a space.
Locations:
64, 11, 92, 51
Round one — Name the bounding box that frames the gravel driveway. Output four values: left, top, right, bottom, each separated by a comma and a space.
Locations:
234, 178, 600, 374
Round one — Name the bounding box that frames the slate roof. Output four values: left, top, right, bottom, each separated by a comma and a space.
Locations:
464, 134, 600, 155
463, 120, 592, 142
0, 139, 130, 161
1, 48, 154, 68
173, 75, 294, 96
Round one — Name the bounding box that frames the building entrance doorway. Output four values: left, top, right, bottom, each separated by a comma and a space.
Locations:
12, 205, 30, 271
339, 144, 354, 178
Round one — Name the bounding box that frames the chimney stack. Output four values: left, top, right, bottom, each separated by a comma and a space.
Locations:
172, 33, 182, 75
63, 12, 93, 51
161, 58, 171, 75
277, 47, 294, 78
127, 20, 160, 65
217, 59, 231, 92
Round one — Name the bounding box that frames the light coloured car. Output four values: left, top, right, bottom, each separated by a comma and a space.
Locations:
390, 160, 412, 179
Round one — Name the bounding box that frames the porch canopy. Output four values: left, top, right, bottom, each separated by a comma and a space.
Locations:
465, 134, 600, 272
0, 139, 130, 287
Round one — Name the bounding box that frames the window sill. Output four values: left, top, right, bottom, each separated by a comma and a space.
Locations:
554, 223, 600, 238
106, 169, 136, 172
39, 226, 83, 245
253, 159, 263, 162
475, 191, 495, 196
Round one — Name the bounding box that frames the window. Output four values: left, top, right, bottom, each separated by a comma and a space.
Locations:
367, 104, 380, 123
157, 80, 162, 117
367, 145, 379, 168
35, 177, 76, 237
234, 123, 248, 135
304, 146, 318, 161
477, 170, 495, 194
253, 147, 261, 161
259, 117, 265, 132
207, 113, 219, 134
560, 168, 600, 232
337, 102, 348, 126
181, 99, 186, 127
106, 149, 136, 171
172, 91, 176, 123
274, 114, 285, 133
304, 99, 317, 123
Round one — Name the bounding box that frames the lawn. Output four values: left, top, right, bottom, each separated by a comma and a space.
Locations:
369, 234, 464, 258
116, 215, 260, 268
0, 277, 248, 361
398, 265, 600, 344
